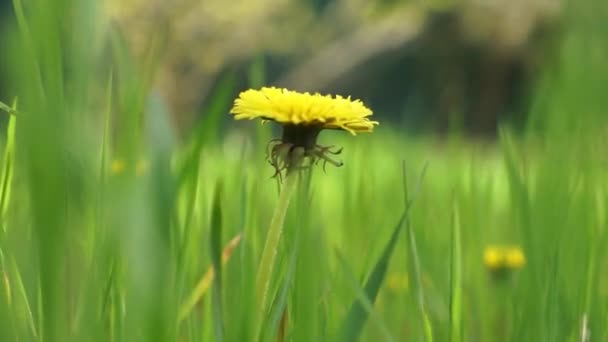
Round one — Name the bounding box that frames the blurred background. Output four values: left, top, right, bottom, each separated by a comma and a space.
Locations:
107, 0, 559, 137
0, 0, 563, 138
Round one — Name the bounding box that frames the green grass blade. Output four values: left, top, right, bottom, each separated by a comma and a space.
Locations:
10, 257, 37, 338
262, 228, 299, 342
11, 0, 44, 103
193, 72, 236, 148
0, 101, 17, 228
338, 164, 427, 341
0, 248, 14, 338
210, 185, 224, 342
0, 249, 10, 308
449, 201, 462, 342
256, 170, 299, 321
336, 250, 394, 342
175, 72, 236, 266
179, 71, 236, 176
100, 261, 116, 319
178, 233, 242, 324
402, 162, 433, 342
248, 54, 266, 89
0, 101, 17, 116
99, 72, 113, 184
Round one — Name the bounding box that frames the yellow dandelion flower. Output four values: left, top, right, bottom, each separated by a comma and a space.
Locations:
110, 159, 126, 175
505, 247, 526, 269
231, 87, 377, 134
386, 273, 409, 293
483, 245, 526, 272
483, 246, 505, 270
230, 87, 378, 176
109, 158, 149, 176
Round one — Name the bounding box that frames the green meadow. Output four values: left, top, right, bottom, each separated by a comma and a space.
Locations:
0, 0, 607, 341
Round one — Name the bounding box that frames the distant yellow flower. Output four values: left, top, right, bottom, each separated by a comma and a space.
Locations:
230, 87, 378, 176
135, 159, 149, 176
483, 245, 526, 272
483, 247, 503, 269
505, 248, 525, 269
110, 160, 126, 174
110, 158, 149, 176
386, 273, 409, 293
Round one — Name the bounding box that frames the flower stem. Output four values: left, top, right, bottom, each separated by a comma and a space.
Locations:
256, 168, 299, 318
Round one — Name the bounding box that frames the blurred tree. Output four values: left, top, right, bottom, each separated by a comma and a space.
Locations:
305, 0, 333, 14
104, 0, 561, 138
278, 2, 561, 137
105, 0, 319, 134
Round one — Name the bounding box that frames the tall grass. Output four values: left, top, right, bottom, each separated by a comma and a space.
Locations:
0, 0, 607, 341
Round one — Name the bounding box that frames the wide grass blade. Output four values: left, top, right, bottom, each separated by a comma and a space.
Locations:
338, 164, 427, 341
336, 250, 395, 342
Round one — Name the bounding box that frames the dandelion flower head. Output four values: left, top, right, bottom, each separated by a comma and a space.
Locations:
230, 87, 378, 177
231, 87, 377, 134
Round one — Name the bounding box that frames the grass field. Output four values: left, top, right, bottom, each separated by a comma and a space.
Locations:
0, 0, 607, 341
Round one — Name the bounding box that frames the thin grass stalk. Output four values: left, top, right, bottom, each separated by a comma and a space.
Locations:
178, 234, 242, 323
0, 101, 16, 230
449, 201, 463, 342
402, 163, 433, 342
256, 168, 299, 320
